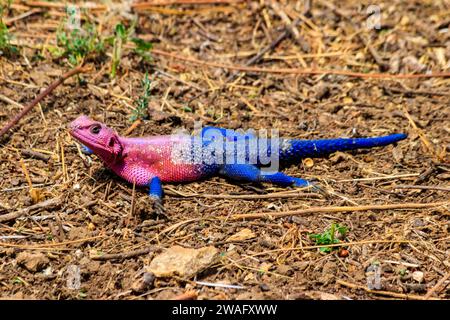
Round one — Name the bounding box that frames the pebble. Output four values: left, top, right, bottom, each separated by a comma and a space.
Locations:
16, 252, 49, 273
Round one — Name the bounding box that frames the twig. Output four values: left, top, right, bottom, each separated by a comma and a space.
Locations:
394, 185, 450, 192
152, 49, 450, 79
195, 281, 245, 289
4, 8, 42, 26
132, 0, 244, 8
384, 86, 450, 97
0, 65, 90, 138
336, 279, 440, 300
123, 119, 142, 136
224, 19, 301, 84
0, 236, 104, 250
246, 239, 417, 258
230, 201, 449, 220
165, 188, 321, 199
20, 149, 51, 162
0, 94, 25, 109
0, 197, 61, 223
171, 290, 198, 300
424, 272, 450, 300
269, 1, 309, 51
91, 247, 156, 261
358, 34, 389, 71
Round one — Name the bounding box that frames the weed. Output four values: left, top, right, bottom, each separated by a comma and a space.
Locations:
0, 2, 19, 56
108, 22, 153, 78
110, 22, 128, 78
309, 223, 348, 253
130, 72, 152, 122
56, 22, 104, 66
131, 37, 153, 61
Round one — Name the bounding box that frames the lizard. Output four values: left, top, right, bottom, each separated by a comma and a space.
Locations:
69, 115, 407, 215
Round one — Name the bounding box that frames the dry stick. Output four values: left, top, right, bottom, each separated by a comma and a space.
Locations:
132, 0, 244, 8
0, 94, 25, 109
230, 201, 449, 220
424, 272, 450, 300
171, 290, 198, 300
0, 197, 61, 223
25, 0, 243, 9
269, 1, 309, 52
336, 279, 440, 300
20, 149, 51, 162
384, 86, 450, 97
91, 247, 156, 261
0, 65, 89, 138
250, 239, 416, 257
395, 185, 450, 192
178, 192, 321, 200
225, 18, 303, 84
0, 235, 104, 250
4, 8, 42, 26
152, 49, 450, 79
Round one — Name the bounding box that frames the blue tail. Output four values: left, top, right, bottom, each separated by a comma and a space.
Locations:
280, 133, 407, 163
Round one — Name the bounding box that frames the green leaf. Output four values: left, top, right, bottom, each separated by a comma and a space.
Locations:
131, 37, 153, 51
115, 23, 126, 38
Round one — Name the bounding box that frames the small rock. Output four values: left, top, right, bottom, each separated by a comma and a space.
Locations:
313, 82, 330, 100
304, 291, 341, 300
366, 263, 382, 290
147, 245, 218, 278
259, 283, 270, 292
276, 264, 293, 276
258, 237, 276, 249
131, 272, 155, 293
412, 271, 424, 283
66, 264, 81, 290
16, 252, 49, 272
226, 228, 256, 243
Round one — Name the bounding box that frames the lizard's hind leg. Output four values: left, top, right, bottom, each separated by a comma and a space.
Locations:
220, 164, 311, 187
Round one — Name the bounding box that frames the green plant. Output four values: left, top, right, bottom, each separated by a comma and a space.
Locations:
110, 23, 128, 78
56, 23, 104, 66
108, 22, 153, 78
0, 2, 18, 56
131, 37, 152, 61
309, 223, 348, 253
130, 72, 152, 122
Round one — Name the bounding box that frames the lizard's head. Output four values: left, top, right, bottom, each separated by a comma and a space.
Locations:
69, 115, 123, 164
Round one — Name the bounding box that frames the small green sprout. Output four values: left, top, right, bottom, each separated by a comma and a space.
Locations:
130, 72, 152, 122
0, 3, 19, 56
56, 22, 104, 66
131, 37, 153, 61
110, 22, 128, 78
309, 223, 348, 253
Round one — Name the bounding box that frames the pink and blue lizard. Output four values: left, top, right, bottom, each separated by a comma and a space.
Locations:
69, 115, 407, 214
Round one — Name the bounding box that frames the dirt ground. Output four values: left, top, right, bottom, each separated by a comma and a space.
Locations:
0, 0, 449, 300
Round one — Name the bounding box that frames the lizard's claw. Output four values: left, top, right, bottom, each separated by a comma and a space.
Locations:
136, 195, 168, 220
152, 198, 168, 219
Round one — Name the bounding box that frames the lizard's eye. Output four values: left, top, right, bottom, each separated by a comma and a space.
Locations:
90, 125, 101, 134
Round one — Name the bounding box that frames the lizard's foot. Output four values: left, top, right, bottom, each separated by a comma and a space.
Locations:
293, 178, 326, 195
151, 197, 168, 219
135, 195, 168, 221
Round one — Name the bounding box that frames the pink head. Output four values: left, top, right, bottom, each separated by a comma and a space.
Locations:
69, 115, 123, 165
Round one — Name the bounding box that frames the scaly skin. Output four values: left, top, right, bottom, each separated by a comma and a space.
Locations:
69, 115, 407, 213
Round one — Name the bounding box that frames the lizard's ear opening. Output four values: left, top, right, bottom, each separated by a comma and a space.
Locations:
109, 136, 123, 158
